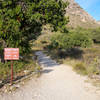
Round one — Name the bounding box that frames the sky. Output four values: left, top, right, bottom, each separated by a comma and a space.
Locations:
75, 0, 100, 21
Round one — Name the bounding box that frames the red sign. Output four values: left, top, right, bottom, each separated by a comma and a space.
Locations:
4, 48, 19, 60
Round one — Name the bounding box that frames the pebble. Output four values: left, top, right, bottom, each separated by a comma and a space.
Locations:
15, 84, 20, 88
0, 81, 2, 84
24, 70, 29, 75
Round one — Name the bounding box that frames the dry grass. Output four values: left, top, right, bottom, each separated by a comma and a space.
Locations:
62, 44, 100, 76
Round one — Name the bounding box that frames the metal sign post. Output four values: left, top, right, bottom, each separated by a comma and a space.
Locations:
4, 48, 19, 85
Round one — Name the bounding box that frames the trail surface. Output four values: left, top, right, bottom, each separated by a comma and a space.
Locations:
0, 51, 100, 100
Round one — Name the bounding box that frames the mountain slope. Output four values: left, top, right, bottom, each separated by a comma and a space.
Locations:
97, 21, 100, 25
65, 0, 100, 28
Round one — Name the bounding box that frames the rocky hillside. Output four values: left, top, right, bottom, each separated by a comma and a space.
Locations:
97, 21, 100, 25
65, 0, 100, 28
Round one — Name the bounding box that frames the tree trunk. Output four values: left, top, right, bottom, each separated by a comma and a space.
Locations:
0, 40, 7, 63
0, 50, 5, 63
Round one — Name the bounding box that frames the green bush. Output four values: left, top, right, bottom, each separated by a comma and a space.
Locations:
0, 62, 10, 79
91, 28, 100, 42
70, 32, 93, 48
0, 60, 36, 80
49, 31, 93, 50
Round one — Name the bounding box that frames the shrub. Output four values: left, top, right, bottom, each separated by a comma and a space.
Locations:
91, 28, 100, 42
73, 62, 87, 75
0, 59, 36, 80
70, 32, 93, 48
0, 62, 10, 80
87, 57, 100, 75
49, 31, 93, 50
87, 66, 100, 75
72, 57, 100, 76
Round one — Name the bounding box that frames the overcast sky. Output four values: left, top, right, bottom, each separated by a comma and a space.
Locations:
75, 0, 100, 21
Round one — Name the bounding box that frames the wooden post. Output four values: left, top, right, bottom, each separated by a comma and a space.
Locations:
11, 60, 13, 85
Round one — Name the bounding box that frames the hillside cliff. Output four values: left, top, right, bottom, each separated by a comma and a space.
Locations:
97, 21, 100, 25
65, 0, 100, 28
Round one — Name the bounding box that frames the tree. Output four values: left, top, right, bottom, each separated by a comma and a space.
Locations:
0, 0, 69, 62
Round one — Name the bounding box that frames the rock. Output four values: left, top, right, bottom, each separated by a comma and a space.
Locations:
4, 89, 8, 93
91, 75, 100, 80
15, 84, 20, 88
10, 86, 13, 90
24, 70, 30, 75
21, 82, 25, 85
0, 81, 2, 84
0, 81, 3, 88
19, 56, 23, 59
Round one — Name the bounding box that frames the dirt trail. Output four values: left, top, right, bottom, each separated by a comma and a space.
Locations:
0, 51, 100, 100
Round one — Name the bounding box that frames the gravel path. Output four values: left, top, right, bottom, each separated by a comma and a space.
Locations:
0, 51, 100, 100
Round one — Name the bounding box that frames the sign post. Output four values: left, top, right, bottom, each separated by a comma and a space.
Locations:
4, 48, 19, 85
11, 60, 13, 84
